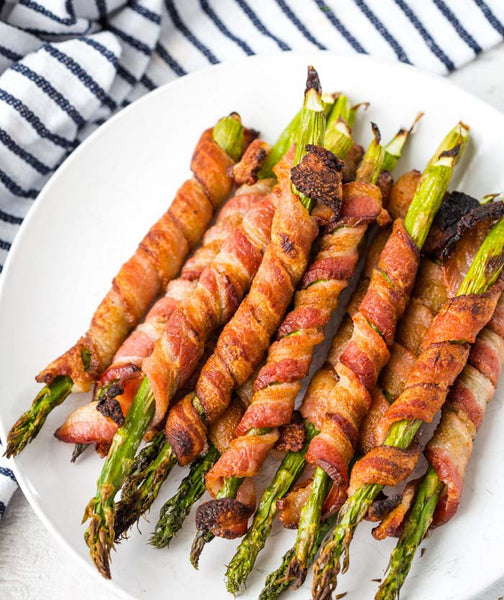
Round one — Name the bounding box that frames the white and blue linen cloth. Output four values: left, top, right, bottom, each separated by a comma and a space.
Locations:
0, 0, 503, 517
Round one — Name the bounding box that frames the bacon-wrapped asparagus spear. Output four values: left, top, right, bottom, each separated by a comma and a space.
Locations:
112, 94, 361, 542
259, 191, 500, 600
312, 220, 504, 600
83, 67, 328, 579
376, 254, 504, 599
5, 115, 247, 458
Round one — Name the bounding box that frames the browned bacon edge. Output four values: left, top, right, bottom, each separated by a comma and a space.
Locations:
37, 125, 245, 392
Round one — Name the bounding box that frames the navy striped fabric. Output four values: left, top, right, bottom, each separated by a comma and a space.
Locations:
0, 0, 503, 514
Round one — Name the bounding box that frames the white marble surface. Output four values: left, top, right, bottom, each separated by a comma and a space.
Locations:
3, 45, 504, 600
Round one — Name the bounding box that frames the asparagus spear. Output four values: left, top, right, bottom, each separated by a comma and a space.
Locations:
116, 90, 357, 547
375, 217, 504, 600
4, 114, 245, 460
225, 122, 391, 596
81, 115, 246, 580
151, 444, 220, 548
312, 187, 504, 600
260, 512, 338, 600
188, 70, 327, 568
375, 466, 442, 600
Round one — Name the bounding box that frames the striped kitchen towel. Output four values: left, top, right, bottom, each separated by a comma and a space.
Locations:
0, 0, 503, 515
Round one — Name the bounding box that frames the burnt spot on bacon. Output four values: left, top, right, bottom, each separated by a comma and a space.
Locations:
291, 145, 344, 215
275, 410, 306, 452
424, 191, 479, 258
376, 170, 393, 207
366, 491, 402, 522
195, 498, 254, 539
440, 199, 504, 260
233, 139, 269, 186
96, 383, 125, 426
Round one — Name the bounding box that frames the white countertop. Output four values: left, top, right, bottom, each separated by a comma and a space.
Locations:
2, 45, 504, 600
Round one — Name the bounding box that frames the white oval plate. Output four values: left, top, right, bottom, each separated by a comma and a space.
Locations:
1, 52, 503, 600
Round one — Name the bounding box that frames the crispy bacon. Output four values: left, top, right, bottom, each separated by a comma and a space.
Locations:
303, 219, 420, 487
371, 480, 419, 540
165, 149, 330, 467
143, 189, 276, 427
350, 281, 504, 497
54, 185, 272, 446
426, 292, 504, 526
37, 127, 240, 392
203, 181, 384, 489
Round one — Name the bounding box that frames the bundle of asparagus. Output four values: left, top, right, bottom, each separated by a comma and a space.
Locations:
10, 62, 504, 600
83, 66, 344, 578
111, 91, 363, 541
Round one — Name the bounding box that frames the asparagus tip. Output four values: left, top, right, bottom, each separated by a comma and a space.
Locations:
306, 65, 322, 95
370, 122, 381, 144
83, 499, 114, 580
351, 101, 370, 113
286, 557, 308, 590
409, 111, 424, 134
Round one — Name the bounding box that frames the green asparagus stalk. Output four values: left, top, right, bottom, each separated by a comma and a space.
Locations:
71, 443, 89, 463
312, 171, 504, 600
114, 438, 176, 541
151, 444, 220, 548
375, 466, 443, 600
382, 112, 423, 172
226, 122, 411, 595
5, 375, 73, 457
83, 378, 155, 578
259, 92, 337, 180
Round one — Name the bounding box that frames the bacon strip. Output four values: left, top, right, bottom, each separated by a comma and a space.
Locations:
142, 189, 276, 427
167, 147, 346, 468
302, 218, 420, 488
204, 182, 385, 488
348, 282, 504, 497
37, 126, 240, 392
425, 291, 504, 526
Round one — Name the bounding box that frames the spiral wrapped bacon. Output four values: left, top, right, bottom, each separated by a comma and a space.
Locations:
165, 146, 348, 468
348, 279, 504, 498
204, 181, 385, 492
301, 218, 420, 489
54, 181, 274, 447
37, 125, 244, 393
